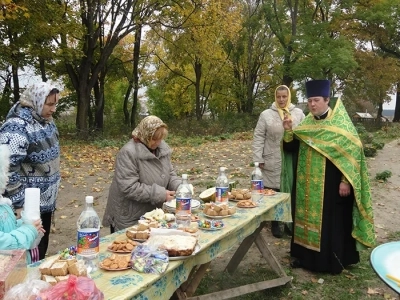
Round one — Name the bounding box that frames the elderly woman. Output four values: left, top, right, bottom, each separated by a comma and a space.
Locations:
102, 116, 182, 233
0, 82, 61, 260
252, 85, 305, 238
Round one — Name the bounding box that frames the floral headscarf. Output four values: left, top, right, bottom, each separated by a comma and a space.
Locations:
132, 116, 167, 147
19, 82, 54, 116
274, 85, 292, 120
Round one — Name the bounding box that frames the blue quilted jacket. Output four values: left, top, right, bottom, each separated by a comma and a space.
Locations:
0, 203, 37, 263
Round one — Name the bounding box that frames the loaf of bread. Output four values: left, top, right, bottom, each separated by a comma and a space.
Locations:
55, 275, 70, 282
68, 260, 87, 276
41, 274, 58, 286
39, 256, 60, 276
146, 234, 197, 257
50, 261, 69, 276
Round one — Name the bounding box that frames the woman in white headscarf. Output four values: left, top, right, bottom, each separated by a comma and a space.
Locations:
0, 81, 61, 260
252, 85, 305, 237
102, 116, 182, 233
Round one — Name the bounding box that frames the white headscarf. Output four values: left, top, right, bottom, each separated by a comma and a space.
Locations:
19, 82, 54, 116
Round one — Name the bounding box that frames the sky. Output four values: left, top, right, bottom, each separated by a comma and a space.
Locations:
383, 94, 396, 109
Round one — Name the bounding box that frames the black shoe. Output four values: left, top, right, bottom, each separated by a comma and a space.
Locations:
290, 259, 302, 268
271, 221, 283, 238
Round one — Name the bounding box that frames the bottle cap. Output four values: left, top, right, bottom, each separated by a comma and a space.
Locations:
182, 174, 188, 180
220, 167, 226, 172
85, 196, 94, 203
254, 162, 259, 167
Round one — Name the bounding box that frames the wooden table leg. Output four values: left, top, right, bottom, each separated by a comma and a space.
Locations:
225, 222, 265, 274
254, 233, 285, 277
176, 262, 212, 299
185, 276, 292, 300
178, 221, 293, 299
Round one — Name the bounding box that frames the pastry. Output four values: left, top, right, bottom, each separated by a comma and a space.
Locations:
146, 234, 197, 257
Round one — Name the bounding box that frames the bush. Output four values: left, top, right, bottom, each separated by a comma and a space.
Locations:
375, 170, 392, 182
372, 141, 384, 150
364, 145, 377, 157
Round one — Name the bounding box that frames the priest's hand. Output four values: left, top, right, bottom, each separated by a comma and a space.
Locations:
339, 182, 351, 197
283, 114, 292, 130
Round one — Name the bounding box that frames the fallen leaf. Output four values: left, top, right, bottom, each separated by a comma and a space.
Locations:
301, 290, 308, 295
367, 287, 381, 295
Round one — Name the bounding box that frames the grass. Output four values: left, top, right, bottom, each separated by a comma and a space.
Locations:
194, 237, 400, 299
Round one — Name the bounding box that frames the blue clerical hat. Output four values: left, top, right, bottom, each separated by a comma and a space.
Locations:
305, 80, 331, 98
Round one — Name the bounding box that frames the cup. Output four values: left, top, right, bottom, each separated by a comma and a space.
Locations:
23, 188, 41, 222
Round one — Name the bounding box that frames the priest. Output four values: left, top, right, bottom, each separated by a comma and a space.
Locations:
281, 79, 375, 274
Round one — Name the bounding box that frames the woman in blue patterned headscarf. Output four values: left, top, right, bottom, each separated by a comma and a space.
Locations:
0, 81, 61, 260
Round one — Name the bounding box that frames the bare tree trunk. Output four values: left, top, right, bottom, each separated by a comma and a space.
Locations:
0, 71, 12, 119
194, 58, 202, 120
39, 58, 47, 82
94, 77, 105, 131
393, 84, 400, 122
130, 24, 142, 128
11, 64, 20, 102
76, 85, 91, 139
377, 102, 383, 119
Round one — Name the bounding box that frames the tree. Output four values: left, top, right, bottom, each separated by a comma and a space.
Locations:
228, 0, 276, 114
146, 0, 241, 120
342, 51, 397, 119
351, 0, 400, 121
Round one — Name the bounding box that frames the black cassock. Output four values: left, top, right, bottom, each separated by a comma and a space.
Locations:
283, 136, 359, 274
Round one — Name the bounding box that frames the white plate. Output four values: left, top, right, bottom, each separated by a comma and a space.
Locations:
169, 243, 201, 261
203, 213, 234, 219
165, 199, 201, 210
370, 241, 400, 294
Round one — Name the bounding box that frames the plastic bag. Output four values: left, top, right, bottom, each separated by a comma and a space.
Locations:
131, 244, 169, 274
37, 275, 104, 300
4, 269, 51, 300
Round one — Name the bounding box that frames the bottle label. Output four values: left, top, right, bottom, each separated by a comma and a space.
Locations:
77, 229, 100, 255
176, 197, 191, 214
215, 187, 229, 203
251, 180, 264, 192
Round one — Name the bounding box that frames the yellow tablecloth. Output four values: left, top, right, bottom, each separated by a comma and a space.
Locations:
31, 193, 291, 300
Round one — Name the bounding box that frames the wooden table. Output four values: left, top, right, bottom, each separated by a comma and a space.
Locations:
370, 241, 400, 297
30, 192, 292, 300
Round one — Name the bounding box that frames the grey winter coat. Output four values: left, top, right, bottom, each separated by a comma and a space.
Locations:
102, 139, 181, 231
253, 103, 305, 189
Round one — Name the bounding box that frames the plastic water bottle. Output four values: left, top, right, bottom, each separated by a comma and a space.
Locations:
215, 167, 229, 205
77, 195, 100, 273
251, 162, 264, 203
175, 174, 192, 228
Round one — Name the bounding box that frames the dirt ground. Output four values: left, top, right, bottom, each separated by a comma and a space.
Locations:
49, 137, 400, 297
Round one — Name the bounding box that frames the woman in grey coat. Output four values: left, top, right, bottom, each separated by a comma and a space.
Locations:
253, 85, 305, 237
102, 116, 181, 232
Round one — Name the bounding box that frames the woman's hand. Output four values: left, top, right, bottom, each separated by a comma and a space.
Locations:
32, 219, 45, 234
165, 190, 175, 202
283, 114, 293, 130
